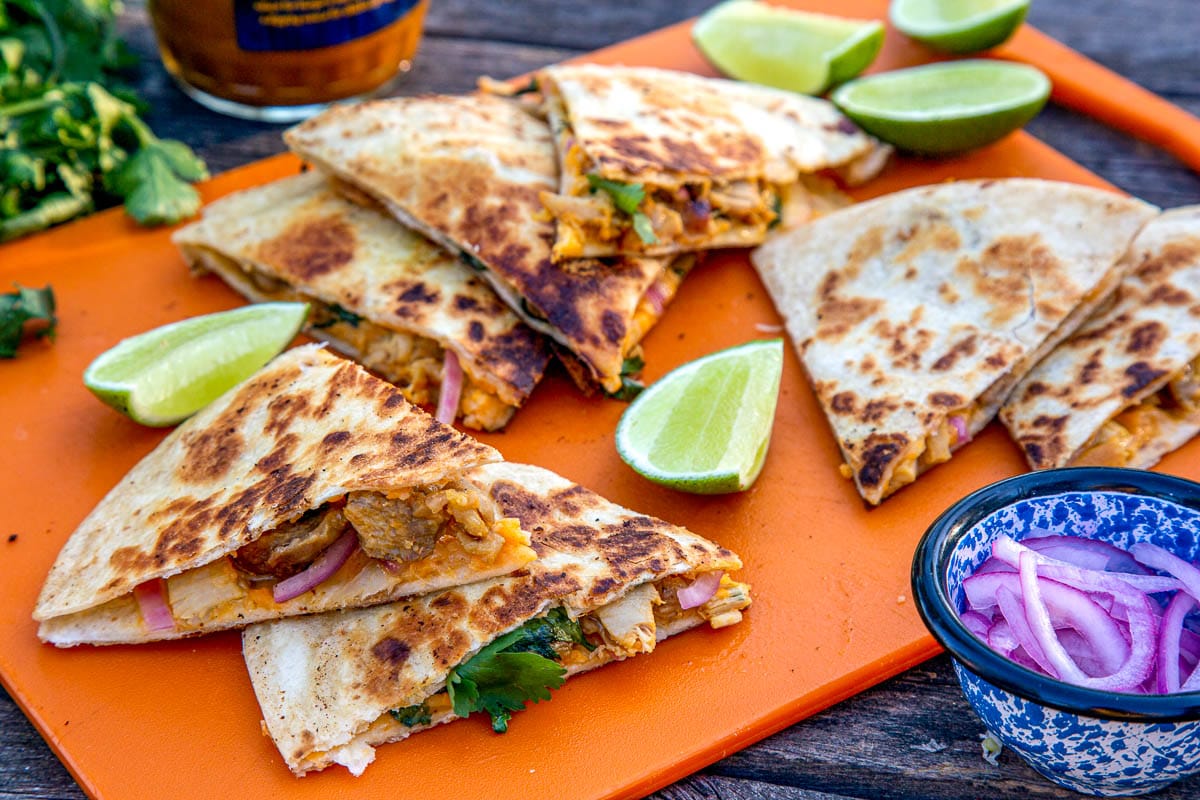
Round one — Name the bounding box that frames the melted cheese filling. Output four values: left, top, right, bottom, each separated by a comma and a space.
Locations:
185, 246, 515, 431
1071, 358, 1200, 467
874, 407, 979, 499
313, 573, 751, 772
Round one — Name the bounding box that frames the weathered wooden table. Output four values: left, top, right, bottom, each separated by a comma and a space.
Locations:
4, 2, 1199, 798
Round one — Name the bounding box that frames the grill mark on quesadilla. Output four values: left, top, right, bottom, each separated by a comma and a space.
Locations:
1127, 321, 1166, 354
257, 214, 355, 280
856, 434, 910, 489
372, 637, 411, 666
932, 335, 979, 371
930, 392, 964, 407
322, 430, 351, 448
1123, 362, 1168, 397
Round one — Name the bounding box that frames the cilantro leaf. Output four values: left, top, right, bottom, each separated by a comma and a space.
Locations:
311, 304, 363, 329
389, 703, 432, 728
0, 284, 56, 357
586, 174, 659, 245
445, 609, 586, 733
111, 144, 202, 226
604, 355, 646, 401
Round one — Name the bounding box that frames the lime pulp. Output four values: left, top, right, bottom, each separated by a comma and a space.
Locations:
692, 0, 884, 95
615, 338, 783, 494
831, 60, 1050, 155
83, 302, 309, 426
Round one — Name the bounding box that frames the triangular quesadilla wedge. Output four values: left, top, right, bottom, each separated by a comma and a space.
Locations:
534, 64, 890, 260
243, 461, 750, 776
173, 171, 551, 431
34, 345, 537, 646
1001, 206, 1200, 469
283, 93, 695, 395
751, 179, 1157, 505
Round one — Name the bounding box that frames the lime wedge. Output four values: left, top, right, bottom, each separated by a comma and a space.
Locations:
84, 302, 308, 426
615, 339, 783, 494
831, 60, 1050, 155
692, 0, 884, 95
891, 0, 1030, 54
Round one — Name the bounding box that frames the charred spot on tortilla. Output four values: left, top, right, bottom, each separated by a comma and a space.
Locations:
1122, 362, 1168, 397
831, 392, 857, 414
856, 434, 910, 489
930, 392, 964, 407
256, 214, 356, 281
1125, 321, 1167, 355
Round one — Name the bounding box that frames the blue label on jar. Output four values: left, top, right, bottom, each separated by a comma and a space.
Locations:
234, 0, 420, 52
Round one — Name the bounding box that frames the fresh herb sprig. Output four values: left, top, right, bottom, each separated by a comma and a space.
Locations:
445, 608, 590, 733
0, 0, 209, 242
586, 174, 658, 245
0, 283, 55, 357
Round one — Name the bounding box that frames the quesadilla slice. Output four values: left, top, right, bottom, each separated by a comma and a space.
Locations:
283, 93, 694, 394
244, 461, 750, 776
534, 64, 890, 260
34, 345, 536, 646
751, 179, 1157, 505
173, 171, 551, 432
1001, 206, 1200, 469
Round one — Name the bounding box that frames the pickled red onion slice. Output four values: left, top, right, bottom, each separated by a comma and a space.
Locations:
273, 529, 358, 603
133, 578, 175, 632
678, 571, 723, 610
644, 281, 667, 317
436, 349, 463, 425
948, 415, 969, 444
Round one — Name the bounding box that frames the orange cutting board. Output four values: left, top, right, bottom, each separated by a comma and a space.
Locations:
3, 2, 1198, 799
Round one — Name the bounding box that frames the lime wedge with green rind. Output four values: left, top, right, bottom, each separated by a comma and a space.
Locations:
692, 0, 884, 95
84, 302, 308, 426
615, 338, 783, 494
891, 0, 1030, 55
831, 60, 1050, 155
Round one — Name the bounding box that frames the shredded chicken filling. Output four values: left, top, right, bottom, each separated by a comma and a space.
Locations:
877, 407, 979, 498
153, 482, 525, 630
1071, 358, 1200, 467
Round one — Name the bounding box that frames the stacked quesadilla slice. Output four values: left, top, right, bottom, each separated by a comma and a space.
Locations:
535, 64, 889, 260
244, 461, 750, 776
284, 93, 694, 395
173, 171, 551, 431
34, 345, 537, 646
1001, 206, 1200, 469
752, 179, 1157, 505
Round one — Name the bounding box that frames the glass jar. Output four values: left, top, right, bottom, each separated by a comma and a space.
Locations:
148, 0, 430, 121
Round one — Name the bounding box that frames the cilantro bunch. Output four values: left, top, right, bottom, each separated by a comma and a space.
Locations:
0, 283, 54, 356
444, 608, 592, 733
0, 0, 209, 242
586, 174, 658, 245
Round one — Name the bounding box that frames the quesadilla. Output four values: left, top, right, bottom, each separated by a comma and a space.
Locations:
1001, 205, 1200, 469
173, 171, 551, 432
283, 93, 694, 395
751, 179, 1157, 505
534, 64, 890, 260
244, 461, 750, 776
34, 345, 536, 646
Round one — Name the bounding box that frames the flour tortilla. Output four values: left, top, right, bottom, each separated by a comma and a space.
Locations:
751, 179, 1157, 504
536, 64, 889, 259
1001, 206, 1200, 469
283, 93, 691, 393
34, 345, 536, 645
243, 461, 749, 776
173, 171, 550, 430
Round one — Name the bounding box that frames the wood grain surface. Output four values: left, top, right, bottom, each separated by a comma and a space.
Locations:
3, 1, 1199, 798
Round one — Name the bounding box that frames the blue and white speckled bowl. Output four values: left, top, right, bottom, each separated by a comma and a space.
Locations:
912, 468, 1200, 797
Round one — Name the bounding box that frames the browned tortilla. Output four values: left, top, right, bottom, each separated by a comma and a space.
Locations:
752, 179, 1157, 504
173, 171, 550, 427
243, 461, 747, 776
1001, 206, 1200, 469
34, 346, 536, 644
283, 93, 687, 392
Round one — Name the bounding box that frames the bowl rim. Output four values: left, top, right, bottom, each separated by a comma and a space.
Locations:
911, 466, 1200, 722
